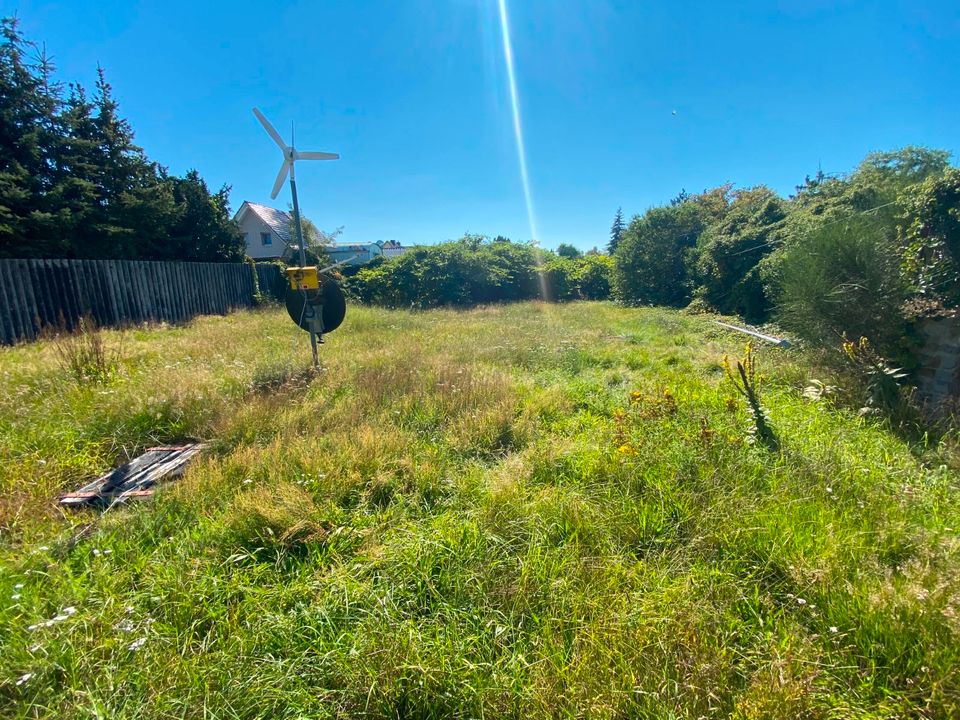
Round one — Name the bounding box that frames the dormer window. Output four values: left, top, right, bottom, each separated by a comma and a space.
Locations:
261, 232, 272, 246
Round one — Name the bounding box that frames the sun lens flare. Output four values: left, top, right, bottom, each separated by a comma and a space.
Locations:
497, 0, 550, 299
497, 0, 537, 243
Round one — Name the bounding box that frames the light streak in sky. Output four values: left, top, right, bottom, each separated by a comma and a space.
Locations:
497, 0, 539, 245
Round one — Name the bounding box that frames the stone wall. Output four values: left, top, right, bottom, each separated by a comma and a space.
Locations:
915, 315, 960, 407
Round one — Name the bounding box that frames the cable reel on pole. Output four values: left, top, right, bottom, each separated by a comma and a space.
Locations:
284, 266, 346, 341
253, 106, 341, 366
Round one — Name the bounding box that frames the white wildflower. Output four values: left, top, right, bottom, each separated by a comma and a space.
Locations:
12, 593, 21, 600
829, 626, 839, 633
796, 597, 807, 606
16, 672, 33, 686
14, 583, 23, 590
93, 549, 101, 556
127, 637, 147, 651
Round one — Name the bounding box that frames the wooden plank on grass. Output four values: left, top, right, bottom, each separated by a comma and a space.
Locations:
59, 444, 207, 507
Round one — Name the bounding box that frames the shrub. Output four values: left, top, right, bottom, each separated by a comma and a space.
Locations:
723, 343, 778, 450
841, 336, 912, 417
614, 202, 704, 306
542, 257, 576, 302
769, 211, 910, 364
897, 166, 960, 309
572, 254, 614, 300
614, 187, 729, 307
53, 316, 123, 384
347, 236, 611, 308
692, 187, 786, 322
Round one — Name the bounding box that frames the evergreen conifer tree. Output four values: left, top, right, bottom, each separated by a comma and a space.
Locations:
607, 207, 624, 254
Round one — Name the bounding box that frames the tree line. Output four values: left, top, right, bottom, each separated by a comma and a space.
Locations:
0, 18, 244, 261
344, 143, 958, 381
346, 234, 613, 308
610, 146, 959, 370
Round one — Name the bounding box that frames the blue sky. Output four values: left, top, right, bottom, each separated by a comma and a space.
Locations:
6, 0, 960, 250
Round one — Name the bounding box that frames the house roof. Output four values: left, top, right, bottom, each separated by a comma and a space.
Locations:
329, 243, 379, 253
235, 202, 292, 246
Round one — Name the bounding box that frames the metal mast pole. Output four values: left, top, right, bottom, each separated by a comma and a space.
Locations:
288, 158, 319, 367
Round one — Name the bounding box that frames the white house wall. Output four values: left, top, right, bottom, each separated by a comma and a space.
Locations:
239, 212, 284, 259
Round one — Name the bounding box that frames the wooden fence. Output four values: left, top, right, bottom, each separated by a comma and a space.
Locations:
0, 258, 285, 345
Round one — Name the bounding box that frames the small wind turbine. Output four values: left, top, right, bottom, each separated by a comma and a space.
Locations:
253, 107, 339, 366
253, 107, 338, 267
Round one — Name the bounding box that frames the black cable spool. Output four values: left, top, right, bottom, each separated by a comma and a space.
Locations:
284, 274, 346, 334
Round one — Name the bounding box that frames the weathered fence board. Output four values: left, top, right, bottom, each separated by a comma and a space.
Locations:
0, 259, 285, 345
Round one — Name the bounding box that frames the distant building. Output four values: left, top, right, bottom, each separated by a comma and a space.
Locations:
233, 202, 291, 260
326, 243, 383, 267
327, 241, 407, 267
382, 240, 406, 259
233, 202, 407, 266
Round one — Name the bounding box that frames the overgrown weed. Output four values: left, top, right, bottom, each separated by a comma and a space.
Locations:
52, 316, 124, 385
248, 360, 316, 395
0, 303, 957, 718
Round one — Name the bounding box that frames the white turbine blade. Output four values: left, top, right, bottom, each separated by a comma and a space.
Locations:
295, 151, 339, 161
270, 160, 290, 199
253, 107, 287, 152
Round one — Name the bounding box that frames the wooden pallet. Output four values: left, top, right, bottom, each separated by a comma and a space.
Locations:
59, 444, 207, 507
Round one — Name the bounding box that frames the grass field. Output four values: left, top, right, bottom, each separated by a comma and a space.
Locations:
1, 302, 958, 718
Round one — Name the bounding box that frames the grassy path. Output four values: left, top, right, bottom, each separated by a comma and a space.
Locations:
1, 302, 958, 718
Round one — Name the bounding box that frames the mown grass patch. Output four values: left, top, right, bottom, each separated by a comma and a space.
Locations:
0, 302, 958, 718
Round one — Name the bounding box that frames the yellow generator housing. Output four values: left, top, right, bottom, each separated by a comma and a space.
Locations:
286, 266, 319, 291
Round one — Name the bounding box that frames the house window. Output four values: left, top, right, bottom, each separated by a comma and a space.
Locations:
261, 232, 272, 246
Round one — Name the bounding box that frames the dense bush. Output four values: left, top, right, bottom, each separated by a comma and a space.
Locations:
762, 148, 954, 366
571, 254, 615, 300
611, 146, 956, 374
614, 202, 704, 307
692, 187, 786, 322
614, 187, 728, 307
347, 236, 612, 308
771, 212, 910, 361
897, 167, 960, 310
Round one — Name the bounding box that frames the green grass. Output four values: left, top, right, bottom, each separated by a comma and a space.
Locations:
0, 302, 958, 718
